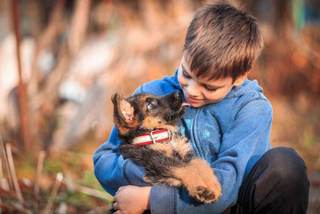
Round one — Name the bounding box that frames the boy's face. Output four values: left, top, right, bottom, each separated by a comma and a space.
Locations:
178, 56, 246, 108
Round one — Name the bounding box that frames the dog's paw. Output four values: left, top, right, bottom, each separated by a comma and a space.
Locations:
193, 186, 217, 203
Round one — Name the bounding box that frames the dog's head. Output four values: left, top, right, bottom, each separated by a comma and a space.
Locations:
112, 91, 185, 136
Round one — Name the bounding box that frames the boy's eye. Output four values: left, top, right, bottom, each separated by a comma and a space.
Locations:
204, 86, 218, 92
182, 69, 191, 79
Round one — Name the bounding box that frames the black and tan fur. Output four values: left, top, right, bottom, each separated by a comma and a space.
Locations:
111, 91, 221, 203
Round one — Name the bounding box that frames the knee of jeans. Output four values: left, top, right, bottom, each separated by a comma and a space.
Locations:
265, 147, 308, 185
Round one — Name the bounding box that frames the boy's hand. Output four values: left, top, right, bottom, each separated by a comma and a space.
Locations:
113, 185, 151, 214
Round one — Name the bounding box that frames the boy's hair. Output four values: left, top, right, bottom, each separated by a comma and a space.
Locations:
184, 3, 263, 81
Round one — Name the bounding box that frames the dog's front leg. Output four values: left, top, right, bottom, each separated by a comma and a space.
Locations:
170, 158, 221, 203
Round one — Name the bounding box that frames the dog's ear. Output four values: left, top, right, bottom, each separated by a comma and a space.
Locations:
112, 93, 135, 127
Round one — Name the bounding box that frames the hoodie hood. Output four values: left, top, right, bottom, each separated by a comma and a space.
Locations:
225, 79, 263, 99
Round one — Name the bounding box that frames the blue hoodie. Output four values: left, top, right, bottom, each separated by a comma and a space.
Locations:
93, 71, 272, 214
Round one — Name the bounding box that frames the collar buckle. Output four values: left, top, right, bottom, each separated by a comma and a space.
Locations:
150, 130, 157, 144
149, 129, 172, 144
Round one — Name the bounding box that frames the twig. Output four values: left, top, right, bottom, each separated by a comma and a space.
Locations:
76, 185, 112, 201
28, 0, 66, 148
0, 136, 10, 206
0, 144, 2, 180
0, 136, 14, 190
0, 137, 10, 192
11, 0, 32, 151
10, 202, 32, 214
33, 150, 46, 211
68, 0, 91, 55
0, 137, 3, 183
34, 151, 46, 198
41, 172, 64, 214
6, 143, 24, 203
0, 142, 1, 205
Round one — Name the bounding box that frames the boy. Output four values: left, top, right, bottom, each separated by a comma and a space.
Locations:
93, 3, 309, 214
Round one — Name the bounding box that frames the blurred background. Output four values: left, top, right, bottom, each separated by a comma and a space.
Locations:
0, 0, 319, 213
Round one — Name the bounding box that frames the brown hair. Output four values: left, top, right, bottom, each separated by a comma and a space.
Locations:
183, 3, 263, 80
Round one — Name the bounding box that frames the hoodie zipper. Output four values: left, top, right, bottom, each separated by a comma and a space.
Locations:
191, 109, 205, 159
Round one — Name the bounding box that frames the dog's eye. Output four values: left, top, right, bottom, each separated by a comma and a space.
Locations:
146, 98, 158, 111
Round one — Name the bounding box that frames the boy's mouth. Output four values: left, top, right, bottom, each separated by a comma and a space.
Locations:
185, 96, 204, 104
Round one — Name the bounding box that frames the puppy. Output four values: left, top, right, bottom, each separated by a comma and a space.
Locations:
111, 91, 221, 203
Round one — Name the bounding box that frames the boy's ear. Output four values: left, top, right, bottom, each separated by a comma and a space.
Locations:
111, 93, 135, 127
233, 73, 248, 86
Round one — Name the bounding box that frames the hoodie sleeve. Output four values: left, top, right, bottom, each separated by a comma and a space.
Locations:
93, 127, 148, 195
149, 99, 273, 214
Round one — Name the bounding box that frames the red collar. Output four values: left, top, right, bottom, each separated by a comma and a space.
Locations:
132, 129, 172, 147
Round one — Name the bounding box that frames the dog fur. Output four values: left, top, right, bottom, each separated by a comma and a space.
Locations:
111, 91, 221, 203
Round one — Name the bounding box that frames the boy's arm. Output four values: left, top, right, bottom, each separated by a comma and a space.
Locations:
149, 99, 273, 214
93, 127, 148, 195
